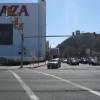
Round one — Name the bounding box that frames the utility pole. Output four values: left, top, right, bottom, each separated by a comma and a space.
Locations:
5, 7, 24, 68
12, 16, 24, 68
18, 23, 24, 68
20, 30, 24, 68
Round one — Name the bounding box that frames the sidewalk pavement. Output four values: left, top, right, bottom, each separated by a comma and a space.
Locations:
0, 62, 47, 70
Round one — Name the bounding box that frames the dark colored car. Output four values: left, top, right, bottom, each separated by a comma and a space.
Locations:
69, 58, 79, 65
88, 58, 99, 65
80, 57, 88, 64
47, 58, 61, 69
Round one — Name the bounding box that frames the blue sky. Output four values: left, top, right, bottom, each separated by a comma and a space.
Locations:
46, 0, 100, 47
1, 0, 100, 47
47, 0, 100, 34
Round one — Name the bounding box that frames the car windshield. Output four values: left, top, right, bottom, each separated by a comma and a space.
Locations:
50, 59, 58, 62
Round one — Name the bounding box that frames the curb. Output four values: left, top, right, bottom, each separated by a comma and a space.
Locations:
0, 62, 47, 70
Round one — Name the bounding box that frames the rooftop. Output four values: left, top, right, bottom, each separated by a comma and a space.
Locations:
0, 0, 38, 3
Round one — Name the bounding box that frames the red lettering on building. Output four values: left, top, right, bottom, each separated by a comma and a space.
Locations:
0, 5, 29, 16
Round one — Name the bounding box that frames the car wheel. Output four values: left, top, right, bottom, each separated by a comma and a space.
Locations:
47, 66, 50, 69
48, 66, 52, 69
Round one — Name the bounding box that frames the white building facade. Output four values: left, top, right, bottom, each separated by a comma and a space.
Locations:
0, 0, 46, 62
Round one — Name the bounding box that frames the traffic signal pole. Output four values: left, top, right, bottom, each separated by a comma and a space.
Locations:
20, 30, 24, 68
5, 7, 24, 68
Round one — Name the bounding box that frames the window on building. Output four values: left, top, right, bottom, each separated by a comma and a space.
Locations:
0, 24, 13, 45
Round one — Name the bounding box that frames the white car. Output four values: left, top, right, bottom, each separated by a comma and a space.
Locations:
47, 58, 61, 69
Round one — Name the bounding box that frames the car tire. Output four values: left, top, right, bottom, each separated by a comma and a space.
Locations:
47, 66, 52, 69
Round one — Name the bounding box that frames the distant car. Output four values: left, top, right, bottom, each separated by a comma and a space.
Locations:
80, 57, 88, 64
88, 58, 99, 65
47, 58, 61, 69
62, 59, 68, 63
69, 58, 79, 65
66, 58, 71, 64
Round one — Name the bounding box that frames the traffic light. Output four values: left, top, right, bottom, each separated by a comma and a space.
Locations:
18, 23, 24, 31
72, 32, 75, 38
72, 32, 75, 36
6, 6, 13, 16
14, 16, 19, 25
92, 32, 96, 39
12, 16, 19, 28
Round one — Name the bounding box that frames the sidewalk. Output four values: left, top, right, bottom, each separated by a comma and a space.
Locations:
24, 62, 47, 68
0, 62, 47, 70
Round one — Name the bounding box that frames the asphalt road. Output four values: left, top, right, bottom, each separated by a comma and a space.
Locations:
0, 63, 100, 100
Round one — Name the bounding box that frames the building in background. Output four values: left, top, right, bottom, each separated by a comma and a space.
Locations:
0, 0, 46, 63
46, 41, 49, 52
50, 48, 60, 59
45, 41, 50, 60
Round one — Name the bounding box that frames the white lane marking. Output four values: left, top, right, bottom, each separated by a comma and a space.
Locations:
9, 70, 39, 100
33, 70, 100, 97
